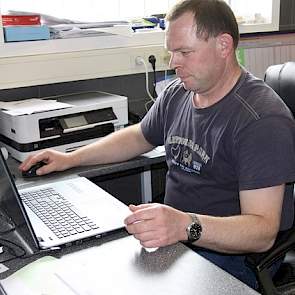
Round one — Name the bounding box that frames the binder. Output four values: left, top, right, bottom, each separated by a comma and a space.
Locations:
2, 15, 41, 26
4, 25, 50, 42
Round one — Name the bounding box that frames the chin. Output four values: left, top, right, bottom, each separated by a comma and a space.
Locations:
182, 81, 195, 91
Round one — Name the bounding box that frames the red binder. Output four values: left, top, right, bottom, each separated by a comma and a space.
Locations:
2, 15, 41, 26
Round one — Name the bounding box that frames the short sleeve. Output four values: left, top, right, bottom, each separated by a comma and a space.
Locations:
140, 91, 166, 147
236, 116, 295, 190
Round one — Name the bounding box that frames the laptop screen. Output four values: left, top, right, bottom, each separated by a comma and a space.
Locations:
0, 152, 39, 253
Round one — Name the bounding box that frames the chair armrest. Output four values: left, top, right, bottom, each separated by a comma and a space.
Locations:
246, 227, 295, 272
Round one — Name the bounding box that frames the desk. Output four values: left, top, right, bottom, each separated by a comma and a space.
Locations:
0, 233, 259, 295
1, 155, 260, 294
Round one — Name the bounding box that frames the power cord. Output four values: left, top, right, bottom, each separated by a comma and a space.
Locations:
135, 56, 159, 112
0, 238, 26, 263
136, 56, 155, 102
148, 55, 158, 99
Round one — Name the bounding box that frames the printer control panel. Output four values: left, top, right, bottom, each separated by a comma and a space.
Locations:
39, 107, 117, 138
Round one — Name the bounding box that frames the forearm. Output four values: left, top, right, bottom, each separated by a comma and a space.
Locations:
124, 186, 282, 251
69, 124, 154, 167
183, 185, 284, 254
193, 214, 278, 254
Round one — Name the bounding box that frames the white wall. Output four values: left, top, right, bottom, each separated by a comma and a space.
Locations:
0, 33, 295, 89
244, 44, 295, 79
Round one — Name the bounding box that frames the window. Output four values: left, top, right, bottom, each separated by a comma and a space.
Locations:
227, 0, 274, 25
226, 0, 280, 33
0, 0, 280, 58
1, 0, 178, 22
1, 0, 278, 28
0, 0, 179, 57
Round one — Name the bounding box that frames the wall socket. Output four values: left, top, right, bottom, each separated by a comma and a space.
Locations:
135, 56, 145, 65
131, 49, 170, 72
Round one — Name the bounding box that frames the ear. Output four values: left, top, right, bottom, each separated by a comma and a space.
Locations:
216, 33, 234, 58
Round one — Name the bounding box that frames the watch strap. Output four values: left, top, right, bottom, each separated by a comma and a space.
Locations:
188, 212, 200, 224
186, 213, 202, 243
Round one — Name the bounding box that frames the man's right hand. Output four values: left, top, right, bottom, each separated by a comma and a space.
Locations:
19, 149, 77, 176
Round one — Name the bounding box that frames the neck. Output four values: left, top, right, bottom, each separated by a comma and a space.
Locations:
193, 64, 242, 109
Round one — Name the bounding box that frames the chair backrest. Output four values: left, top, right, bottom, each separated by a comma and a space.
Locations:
247, 62, 295, 295
264, 62, 295, 117
265, 61, 295, 226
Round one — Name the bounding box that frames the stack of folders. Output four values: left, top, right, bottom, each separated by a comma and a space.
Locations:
2, 14, 50, 42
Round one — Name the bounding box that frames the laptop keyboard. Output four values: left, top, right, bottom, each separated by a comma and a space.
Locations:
20, 187, 99, 239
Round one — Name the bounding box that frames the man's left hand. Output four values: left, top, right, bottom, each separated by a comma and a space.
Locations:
124, 203, 190, 248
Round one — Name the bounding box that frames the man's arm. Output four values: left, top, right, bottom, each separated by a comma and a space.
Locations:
71, 123, 154, 166
124, 184, 285, 253
20, 123, 154, 175
194, 184, 285, 253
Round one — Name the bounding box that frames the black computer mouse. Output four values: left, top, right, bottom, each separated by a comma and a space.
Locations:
22, 161, 46, 178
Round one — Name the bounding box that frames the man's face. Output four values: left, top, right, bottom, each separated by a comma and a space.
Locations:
165, 12, 224, 94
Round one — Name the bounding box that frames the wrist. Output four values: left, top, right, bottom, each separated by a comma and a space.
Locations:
67, 151, 81, 168
180, 213, 193, 241
185, 213, 203, 243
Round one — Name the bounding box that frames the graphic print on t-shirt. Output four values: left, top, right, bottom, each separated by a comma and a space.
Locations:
167, 135, 210, 175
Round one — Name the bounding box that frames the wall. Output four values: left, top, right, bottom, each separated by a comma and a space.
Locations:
240, 33, 295, 79
244, 44, 295, 79
0, 33, 295, 109
0, 43, 169, 90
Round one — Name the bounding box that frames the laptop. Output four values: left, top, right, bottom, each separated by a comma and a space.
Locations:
0, 151, 130, 252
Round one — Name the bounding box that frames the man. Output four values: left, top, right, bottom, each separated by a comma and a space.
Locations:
20, 0, 295, 289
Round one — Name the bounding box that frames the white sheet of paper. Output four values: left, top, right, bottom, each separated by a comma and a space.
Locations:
0, 256, 79, 295
0, 99, 73, 115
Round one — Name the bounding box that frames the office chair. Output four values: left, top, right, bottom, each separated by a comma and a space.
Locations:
246, 62, 295, 295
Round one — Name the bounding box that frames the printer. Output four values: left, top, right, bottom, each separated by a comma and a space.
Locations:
0, 91, 128, 162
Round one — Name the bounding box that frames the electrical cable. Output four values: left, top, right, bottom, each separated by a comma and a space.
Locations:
136, 56, 155, 103
0, 238, 26, 263
144, 99, 154, 113
0, 210, 16, 235
0, 235, 61, 264
148, 55, 158, 99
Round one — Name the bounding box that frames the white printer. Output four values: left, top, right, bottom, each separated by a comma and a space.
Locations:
0, 91, 128, 161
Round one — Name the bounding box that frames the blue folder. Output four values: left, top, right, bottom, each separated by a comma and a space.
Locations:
4, 25, 50, 42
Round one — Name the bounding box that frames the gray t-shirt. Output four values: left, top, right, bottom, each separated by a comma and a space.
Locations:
141, 69, 295, 230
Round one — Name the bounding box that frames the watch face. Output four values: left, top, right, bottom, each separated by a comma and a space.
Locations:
189, 222, 202, 242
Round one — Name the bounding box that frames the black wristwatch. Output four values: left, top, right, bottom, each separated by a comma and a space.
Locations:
186, 213, 202, 243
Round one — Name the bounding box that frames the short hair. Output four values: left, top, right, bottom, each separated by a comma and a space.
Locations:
166, 0, 239, 49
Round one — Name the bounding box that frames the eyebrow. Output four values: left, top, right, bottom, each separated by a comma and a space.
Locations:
167, 47, 195, 52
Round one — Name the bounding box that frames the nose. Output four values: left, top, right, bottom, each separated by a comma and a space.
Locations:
169, 52, 179, 70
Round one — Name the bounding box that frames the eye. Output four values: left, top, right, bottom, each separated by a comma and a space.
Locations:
181, 51, 193, 57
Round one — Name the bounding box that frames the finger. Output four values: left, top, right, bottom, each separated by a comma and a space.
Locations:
133, 230, 158, 243
33, 150, 52, 164
19, 154, 35, 170
124, 207, 156, 225
127, 203, 161, 220
19, 151, 50, 172
35, 163, 52, 176
19, 156, 41, 171
125, 218, 156, 234
130, 225, 170, 248
128, 203, 155, 212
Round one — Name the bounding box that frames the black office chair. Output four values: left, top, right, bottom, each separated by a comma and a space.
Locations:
246, 62, 295, 295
